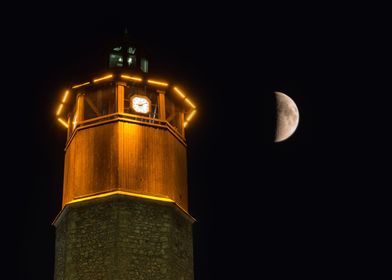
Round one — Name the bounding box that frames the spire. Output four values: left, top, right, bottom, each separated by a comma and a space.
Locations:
122, 27, 131, 46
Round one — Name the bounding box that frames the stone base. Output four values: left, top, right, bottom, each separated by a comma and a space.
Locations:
54, 194, 194, 280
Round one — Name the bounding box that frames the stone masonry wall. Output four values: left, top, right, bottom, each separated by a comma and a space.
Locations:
54, 195, 194, 280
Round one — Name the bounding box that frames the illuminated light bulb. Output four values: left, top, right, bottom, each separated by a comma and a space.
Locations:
186, 110, 196, 122
93, 74, 113, 83
62, 90, 70, 103
185, 98, 196, 109
72, 82, 90, 89
57, 118, 69, 128
56, 104, 64, 116
174, 87, 186, 98
121, 75, 142, 82
147, 80, 168, 87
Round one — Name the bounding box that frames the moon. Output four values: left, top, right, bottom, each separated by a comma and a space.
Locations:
275, 92, 299, 142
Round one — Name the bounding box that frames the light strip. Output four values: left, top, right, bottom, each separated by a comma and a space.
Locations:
174, 87, 186, 98
72, 82, 90, 89
61, 90, 70, 103
147, 79, 168, 87
121, 74, 142, 82
56, 104, 64, 116
184, 121, 188, 128
93, 74, 113, 83
57, 118, 69, 128
186, 110, 197, 122
54, 190, 194, 226
67, 190, 175, 205
184, 98, 196, 109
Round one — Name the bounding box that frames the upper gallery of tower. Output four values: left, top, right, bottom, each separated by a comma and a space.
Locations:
55, 33, 197, 144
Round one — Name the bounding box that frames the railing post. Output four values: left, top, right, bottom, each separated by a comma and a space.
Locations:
179, 112, 185, 137
117, 82, 125, 114
157, 90, 166, 120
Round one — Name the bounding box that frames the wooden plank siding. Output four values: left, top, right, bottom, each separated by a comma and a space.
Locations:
62, 121, 188, 211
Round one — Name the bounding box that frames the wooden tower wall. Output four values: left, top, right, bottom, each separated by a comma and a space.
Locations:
62, 121, 188, 211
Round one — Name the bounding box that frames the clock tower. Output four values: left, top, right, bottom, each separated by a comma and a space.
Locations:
53, 36, 197, 280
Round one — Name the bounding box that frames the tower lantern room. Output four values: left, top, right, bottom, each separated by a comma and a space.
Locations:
53, 37, 197, 280
107, 36, 149, 73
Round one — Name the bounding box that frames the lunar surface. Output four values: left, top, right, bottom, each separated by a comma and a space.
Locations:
275, 92, 299, 142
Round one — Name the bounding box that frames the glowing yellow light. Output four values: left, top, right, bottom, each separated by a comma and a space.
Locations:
57, 118, 69, 128
185, 98, 196, 109
56, 104, 64, 116
121, 74, 142, 82
147, 80, 168, 87
184, 121, 188, 128
67, 190, 174, 205
186, 110, 196, 122
93, 74, 113, 83
61, 90, 70, 103
72, 82, 90, 89
174, 87, 186, 98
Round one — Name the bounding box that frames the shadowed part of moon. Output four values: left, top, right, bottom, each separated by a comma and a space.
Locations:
275, 92, 299, 142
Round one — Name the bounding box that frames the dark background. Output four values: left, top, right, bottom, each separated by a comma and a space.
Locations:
1, 2, 390, 279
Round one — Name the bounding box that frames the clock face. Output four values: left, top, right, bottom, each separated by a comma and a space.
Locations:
131, 95, 151, 114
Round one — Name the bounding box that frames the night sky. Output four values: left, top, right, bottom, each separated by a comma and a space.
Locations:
2, 3, 390, 279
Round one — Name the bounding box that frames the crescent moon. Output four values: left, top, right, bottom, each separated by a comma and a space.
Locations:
275, 92, 299, 142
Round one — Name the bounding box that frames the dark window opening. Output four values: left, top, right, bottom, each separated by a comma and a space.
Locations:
127, 55, 136, 67
109, 54, 123, 67
83, 86, 116, 120
165, 96, 182, 132
141, 58, 149, 73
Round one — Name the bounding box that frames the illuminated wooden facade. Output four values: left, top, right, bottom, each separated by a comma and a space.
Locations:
58, 76, 195, 211
53, 38, 196, 280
